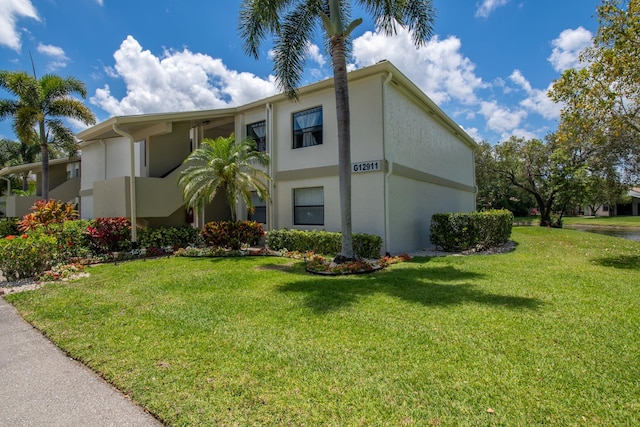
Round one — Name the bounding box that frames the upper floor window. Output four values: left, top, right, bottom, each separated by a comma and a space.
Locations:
247, 120, 267, 152
293, 106, 322, 149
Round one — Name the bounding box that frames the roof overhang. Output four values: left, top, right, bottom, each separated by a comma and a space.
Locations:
77, 108, 237, 146
0, 156, 80, 177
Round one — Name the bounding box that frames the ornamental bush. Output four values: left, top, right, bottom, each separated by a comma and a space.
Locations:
430, 209, 513, 252
87, 217, 132, 254
200, 221, 263, 250
0, 218, 19, 237
138, 226, 201, 250
19, 199, 78, 234
0, 233, 60, 280
266, 229, 383, 259
57, 220, 94, 261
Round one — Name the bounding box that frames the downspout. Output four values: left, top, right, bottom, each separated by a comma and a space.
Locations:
266, 102, 274, 231
382, 72, 393, 255
112, 123, 137, 244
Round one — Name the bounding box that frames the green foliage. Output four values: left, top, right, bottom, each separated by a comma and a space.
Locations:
266, 229, 383, 258
178, 135, 271, 220
138, 226, 201, 250
430, 210, 514, 252
0, 232, 59, 280
18, 199, 79, 234
0, 217, 19, 237
87, 217, 132, 254
200, 220, 264, 250
57, 219, 94, 261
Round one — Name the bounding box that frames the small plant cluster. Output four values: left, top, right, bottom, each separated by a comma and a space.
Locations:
201, 220, 264, 250
39, 263, 85, 282
266, 229, 382, 259
304, 252, 411, 275
430, 209, 514, 252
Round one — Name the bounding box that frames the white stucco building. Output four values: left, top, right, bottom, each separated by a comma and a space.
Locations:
76, 60, 477, 254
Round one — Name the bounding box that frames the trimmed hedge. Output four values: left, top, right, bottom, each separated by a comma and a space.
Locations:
430, 209, 513, 252
138, 226, 201, 250
0, 218, 19, 238
266, 229, 383, 259
201, 221, 264, 250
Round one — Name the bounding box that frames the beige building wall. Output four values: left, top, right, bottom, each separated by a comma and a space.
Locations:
148, 122, 191, 177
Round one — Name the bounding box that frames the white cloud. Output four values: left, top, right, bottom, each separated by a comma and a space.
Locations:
91, 36, 279, 117
475, 0, 510, 18
305, 42, 325, 67
0, 0, 39, 51
509, 69, 561, 120
37, 43, 68, 69
480, 100, 527, 135
96, 0, 104, 5
352, 27, 484, 105
548, 27, 592, 72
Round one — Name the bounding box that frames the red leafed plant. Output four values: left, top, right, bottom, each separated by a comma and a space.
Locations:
87, 217, 132, 254
19, 200, 79, 234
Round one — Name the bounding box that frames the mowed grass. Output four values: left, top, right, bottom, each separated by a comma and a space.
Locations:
516, 215, 640, 228
6, 227, 640, 426
562, 215, 640, 228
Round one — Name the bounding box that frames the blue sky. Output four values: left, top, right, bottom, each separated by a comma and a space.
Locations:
1, 0, 601, 144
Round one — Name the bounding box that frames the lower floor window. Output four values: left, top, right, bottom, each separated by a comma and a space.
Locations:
294, 187, 324, 225
248, 192, 267, 224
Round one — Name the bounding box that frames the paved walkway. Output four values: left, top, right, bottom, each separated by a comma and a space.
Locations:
0, 297, 164, 427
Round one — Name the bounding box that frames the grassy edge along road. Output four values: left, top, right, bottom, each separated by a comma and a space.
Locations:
5, 227, 640, 425
516, 215, 640, 228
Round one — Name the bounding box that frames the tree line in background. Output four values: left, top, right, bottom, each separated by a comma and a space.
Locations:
476, 0, 639, 226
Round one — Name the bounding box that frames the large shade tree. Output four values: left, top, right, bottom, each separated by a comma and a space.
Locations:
550, 0, 640, 179
178, 135, 271, 221
0, 71, 96, 200
239, 0, 435, 260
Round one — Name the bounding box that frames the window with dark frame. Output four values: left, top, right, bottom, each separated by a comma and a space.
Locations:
248, 192, 267, 224
293, 106, 322, 149
247, 120, 267, 152
294, 187, 324, 225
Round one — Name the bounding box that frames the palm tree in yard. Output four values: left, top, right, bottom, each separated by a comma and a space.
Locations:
0, 70, 96, 200
178, 135, 271, 221
239, 0, 436, 260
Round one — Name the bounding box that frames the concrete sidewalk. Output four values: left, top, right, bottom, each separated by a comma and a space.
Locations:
0, 297, 163, 427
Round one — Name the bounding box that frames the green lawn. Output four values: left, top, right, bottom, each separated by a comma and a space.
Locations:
6, 227, 640, 426
516, 215, 640, 228
562, 215, 640, 228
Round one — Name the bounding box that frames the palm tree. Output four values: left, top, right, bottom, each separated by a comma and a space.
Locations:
0, 70, 96, 200
239, 0, 435, 260
178, 135, 271, 221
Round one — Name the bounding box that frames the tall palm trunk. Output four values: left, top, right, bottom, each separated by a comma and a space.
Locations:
330, 35, 354, 260
39, 120, 49, 200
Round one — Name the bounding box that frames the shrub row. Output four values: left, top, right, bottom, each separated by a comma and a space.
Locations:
138, 226, 201, 250
201, 221, 263, 250
266, 229, 383, 259
430, 209, 513, 252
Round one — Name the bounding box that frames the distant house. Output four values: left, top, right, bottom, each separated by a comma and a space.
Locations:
73, 60, 477, 254
0, 157, 81, 218
582, 188, 640, 217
